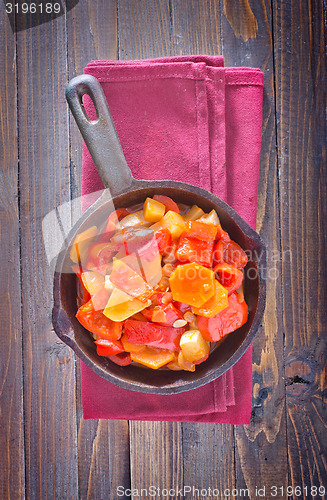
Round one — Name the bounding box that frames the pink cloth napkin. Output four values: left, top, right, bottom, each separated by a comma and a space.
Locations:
80, 56, 263, 424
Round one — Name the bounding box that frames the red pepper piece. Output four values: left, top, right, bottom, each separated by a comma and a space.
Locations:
150, 303, 184, 326
156, 291, 173, 306
124, 319, 185, 351
72, 265, 91, 306
91, 285, 110, 311
175, 235, 214, 268
104, 208, 131, 238
153, 195, 180, 214
76, 299, 123, 340
214, 263, 243, 295
109, 352, 132, 366
141, 308, 155, 321
221, 240, 248, 269
154, 229, 173, 255
215, 225, 231, 242
197, 292, 248, 342
184, 220, 217, 241
212, 239, 224, 267
173, 301, 192, 314
95, 338, 125, 357
194, 353, 209, 365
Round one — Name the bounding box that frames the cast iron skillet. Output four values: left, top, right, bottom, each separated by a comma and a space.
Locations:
52, 74, 266, 394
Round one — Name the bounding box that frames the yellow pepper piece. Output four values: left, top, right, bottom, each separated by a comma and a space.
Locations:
80, 271, 105, 296
151, 210, 186, 239
196, 209, 220, 226
169, 263, 215, 308
177, 351, 196, 372
70, 226, 98, 263
166, 353, 183, 371
103, 295, 151, 322
131, 347, 175, 369
119, 210, 151, 228
192, 280, 229, 317
179, 330, 210, 362
183, 205, 205, 222
121, 334, 146, 353
143, 197, 166, 222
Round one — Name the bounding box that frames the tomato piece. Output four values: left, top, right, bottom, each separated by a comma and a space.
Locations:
154, 229, 173, 255
153, 195, 179, 214
175, 235, 214, 268
124, 319, 185, 351
214, 263, 244, 295
76, 299, 123, 340
184, 220, 217, 241
197, 292, 248, 342
109, 352, 132, 366
95, 338, 124, 357
222, 240, 248, 269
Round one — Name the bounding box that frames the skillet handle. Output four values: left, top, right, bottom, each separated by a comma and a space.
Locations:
66, 74, 133, 197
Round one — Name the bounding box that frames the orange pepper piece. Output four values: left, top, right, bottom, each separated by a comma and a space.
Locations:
130, 347, 175, 369
192, 280, 229, 318
169, 262, 215, 308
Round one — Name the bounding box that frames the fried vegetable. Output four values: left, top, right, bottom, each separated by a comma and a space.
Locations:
169, 263, 215, 308
143, 197, 166, 222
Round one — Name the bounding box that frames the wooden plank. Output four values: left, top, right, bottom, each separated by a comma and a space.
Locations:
168, 2, 235, 497
129, 421, 183, 497
274, 0, 327, 495
16, 11, 78, 500
220, 0, 289, 496
116, 1, 185, 495
0, 10, 25, 500
118, 0, 171, 59
170, 0, 222, 55
66, 2, 131, 498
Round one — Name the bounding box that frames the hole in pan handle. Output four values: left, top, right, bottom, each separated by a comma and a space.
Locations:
65, 74, 134, 197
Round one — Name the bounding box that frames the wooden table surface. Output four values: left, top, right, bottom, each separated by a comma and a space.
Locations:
0, 1, 326, 499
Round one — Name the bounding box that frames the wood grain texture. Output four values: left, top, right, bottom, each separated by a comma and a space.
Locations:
66, 3, 131, 498
67, 0, 118, 202
0, 9, 25, 500
181, 424, 235, 498
77, 418, 130, 499
118, 0, 171, 59
220, 0, 289, 495
169, 2, 234, 497
171, 0, 222, 55
16, 11, 78, 500
117, 2, 185, 495
274, 0, 327, 495
129, 421, 183, 497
